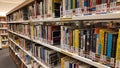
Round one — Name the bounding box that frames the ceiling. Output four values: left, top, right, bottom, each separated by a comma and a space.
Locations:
0, 0, 26, 16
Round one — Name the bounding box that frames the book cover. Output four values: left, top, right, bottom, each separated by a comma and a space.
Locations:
107, 33, 112, 58
115, 38, 120, 68
61, 56, 70, 68
74, 29, 80, 54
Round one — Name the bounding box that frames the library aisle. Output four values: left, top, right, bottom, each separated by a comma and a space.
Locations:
0, 48, 17, 68
2, 0, 120, 68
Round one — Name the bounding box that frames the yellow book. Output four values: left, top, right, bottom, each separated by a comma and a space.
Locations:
74, 29, 80, 54
80, 0, 83, 8
118, 29, 120, 37
61, 56, 70, 68
47, 0, 61, 17
116, 38, 120, 67
72, 0, 75, 9
31, 25, 34, 39
54, 0, 62, 2
99, 29, 105, 55
48, 0, 53, 16
116, 38, 120, 61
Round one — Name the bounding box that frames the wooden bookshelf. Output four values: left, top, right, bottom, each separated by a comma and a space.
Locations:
0, 17, 8, 49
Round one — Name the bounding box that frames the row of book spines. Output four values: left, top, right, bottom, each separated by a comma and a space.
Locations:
10, 24, 118, 59
10, 42, 42, 67
8, 0, 62, 21
37, 0, 61, 18
10, 24, 61, 44
99, 30, 118, 57
0, 24, 7, 27
32, 45, 59, 64
11, 35, 60, 67
0, 30, 7, 33
11, 43, 32, 64
61, 27, 118, 58
7, 2, 36, 21
63, 0, 120, 10
15, 37, 59, 66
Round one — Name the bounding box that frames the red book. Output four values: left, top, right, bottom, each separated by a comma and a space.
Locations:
48, 25, 60, 45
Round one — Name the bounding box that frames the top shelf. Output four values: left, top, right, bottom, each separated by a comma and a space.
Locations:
7, 13, 120, 23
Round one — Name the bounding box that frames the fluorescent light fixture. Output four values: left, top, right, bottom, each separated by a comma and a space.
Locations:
0, 0, 26, 4
0, 12, 6, 16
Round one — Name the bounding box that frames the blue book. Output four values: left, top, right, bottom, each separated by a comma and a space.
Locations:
107, 33, 112, 58
98, 44, 101, 55
110, 0, 114, 2
84, 0, 88, 7
69, 62, 72, 68
70, 0, 72, 9
43, 48, 45, 61
97, 34, 101, 55
77, 0, 80, 8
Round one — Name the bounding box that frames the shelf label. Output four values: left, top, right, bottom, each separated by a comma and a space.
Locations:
61, 50, 72, 57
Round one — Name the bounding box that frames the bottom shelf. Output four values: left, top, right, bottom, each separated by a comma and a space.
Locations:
9, 45, 32, 68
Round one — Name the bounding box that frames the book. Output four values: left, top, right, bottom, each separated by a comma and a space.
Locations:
61, 56, 93, 68
115, 38, 120, 68
48, 25, 61, 45
73, 29, 80, 54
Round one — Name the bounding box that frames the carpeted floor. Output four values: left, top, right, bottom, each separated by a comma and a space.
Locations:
0, 48, 17, 68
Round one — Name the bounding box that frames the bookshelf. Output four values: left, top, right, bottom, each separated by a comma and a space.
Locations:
9, 38, 49, 68
9, 45, 32, 68
8, 30, 109, 68
7, 0, 120, 68
0, 17, 8, 49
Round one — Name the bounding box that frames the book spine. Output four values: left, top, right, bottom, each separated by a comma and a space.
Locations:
77, 0, 80, 8
96, 34, 99, 55
92, 34, 97, 53
99, 29, 105, 55
80, 30, 86, 57
68, 0, 70, 10
104, 32, 108, 57
111, 34, 117, 58
70, 0, 73, 9
84, 0, 88, 7
74, 29, 80, 54
61, 26, 64, 49
111, 34, 117, 67
66, 0, 69, 10
115, 38, 120, 68
72, 0, 76, 9
63, 0, 66, 16
107, 33, 112, 58
85, 30, 90, 58
70, 29, 73, 52
90, 28, 94, 54
45, 26, 48, 42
